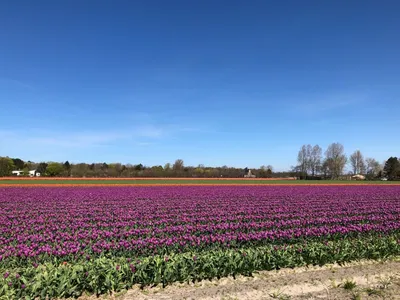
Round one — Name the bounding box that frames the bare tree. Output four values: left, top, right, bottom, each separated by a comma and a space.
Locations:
365, 158, 382, 177
260, 165, 274, 172
309, 145, 322, 176
350, 150, 366, 175
297, 144, 322, 178
297, 145, 308, 179
172, 159, 184, 171
325, 143, 347, 179
305, 145, 313, 175
259, 165, 273, 178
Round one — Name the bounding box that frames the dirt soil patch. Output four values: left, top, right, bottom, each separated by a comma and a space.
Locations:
81, 259, 400, 300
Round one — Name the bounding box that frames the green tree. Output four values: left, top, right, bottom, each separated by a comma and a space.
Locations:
36, 162, 48, 175
149, 165, 164, 177
194, 165, 205, 177
383, 157, 400, 180
108, 163, 123, 177
63, 161, 71, 176
259, 165, 273, 178
46, 162, 64, 177
71, 163, 89, 177
0, 157, 15, 176
11, 158, 25, 170
23, 161, 36, 170
134, 164, 144, 171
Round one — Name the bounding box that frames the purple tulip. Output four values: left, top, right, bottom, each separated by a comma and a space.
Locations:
0, 185, 399, 263
130, 264, 136, 273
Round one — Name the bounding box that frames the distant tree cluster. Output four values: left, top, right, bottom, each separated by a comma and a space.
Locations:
1, 147, 398, 180
294, 142, 397, 180
0, 157, 280, 178
0, 157, 14, 177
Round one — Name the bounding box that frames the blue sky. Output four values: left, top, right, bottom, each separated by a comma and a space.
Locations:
1, 0, 399, 171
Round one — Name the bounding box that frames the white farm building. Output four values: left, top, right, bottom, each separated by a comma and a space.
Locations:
11, 170, 41, 177
29, 170, 41, 177
11, 170, 24, 176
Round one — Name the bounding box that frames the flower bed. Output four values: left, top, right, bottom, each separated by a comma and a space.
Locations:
1, 186, 400, 298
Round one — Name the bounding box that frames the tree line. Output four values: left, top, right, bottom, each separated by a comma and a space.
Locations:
1, 143, 399, 180
0, 157, 279, 178
294, 142, 400, 180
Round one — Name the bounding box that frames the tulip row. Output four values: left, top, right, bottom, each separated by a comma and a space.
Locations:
1, 185, 400, 297
1, 186, 400, 261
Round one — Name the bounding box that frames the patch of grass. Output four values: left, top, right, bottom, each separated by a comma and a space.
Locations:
377, 276, 393, 290
0, 179, 396, 185
269, 290, 291, 299
364, 287, 384, 296
341, 279, 357, 290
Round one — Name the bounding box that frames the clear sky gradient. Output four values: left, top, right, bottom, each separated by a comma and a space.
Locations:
1, 1, 399, 170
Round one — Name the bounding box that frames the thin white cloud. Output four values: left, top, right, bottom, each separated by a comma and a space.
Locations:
0, 123, 206, 151
1, 128, 157, 149
288, 91, 369, 115
1, 130, 121, 149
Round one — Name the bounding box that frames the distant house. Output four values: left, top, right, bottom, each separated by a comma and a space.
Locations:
29, 170, 41, 177
351, 174, 365, 180
244, 169, 256, 178
11, 170, 24, 176
11, 170, 41, 177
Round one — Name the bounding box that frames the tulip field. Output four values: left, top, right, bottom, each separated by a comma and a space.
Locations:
1, 185, 400, 298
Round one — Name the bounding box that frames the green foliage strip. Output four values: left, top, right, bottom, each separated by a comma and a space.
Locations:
1, 234, 399, 299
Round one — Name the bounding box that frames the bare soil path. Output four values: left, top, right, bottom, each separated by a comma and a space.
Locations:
77, 259, 400, 300
116, 259, 400, 300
